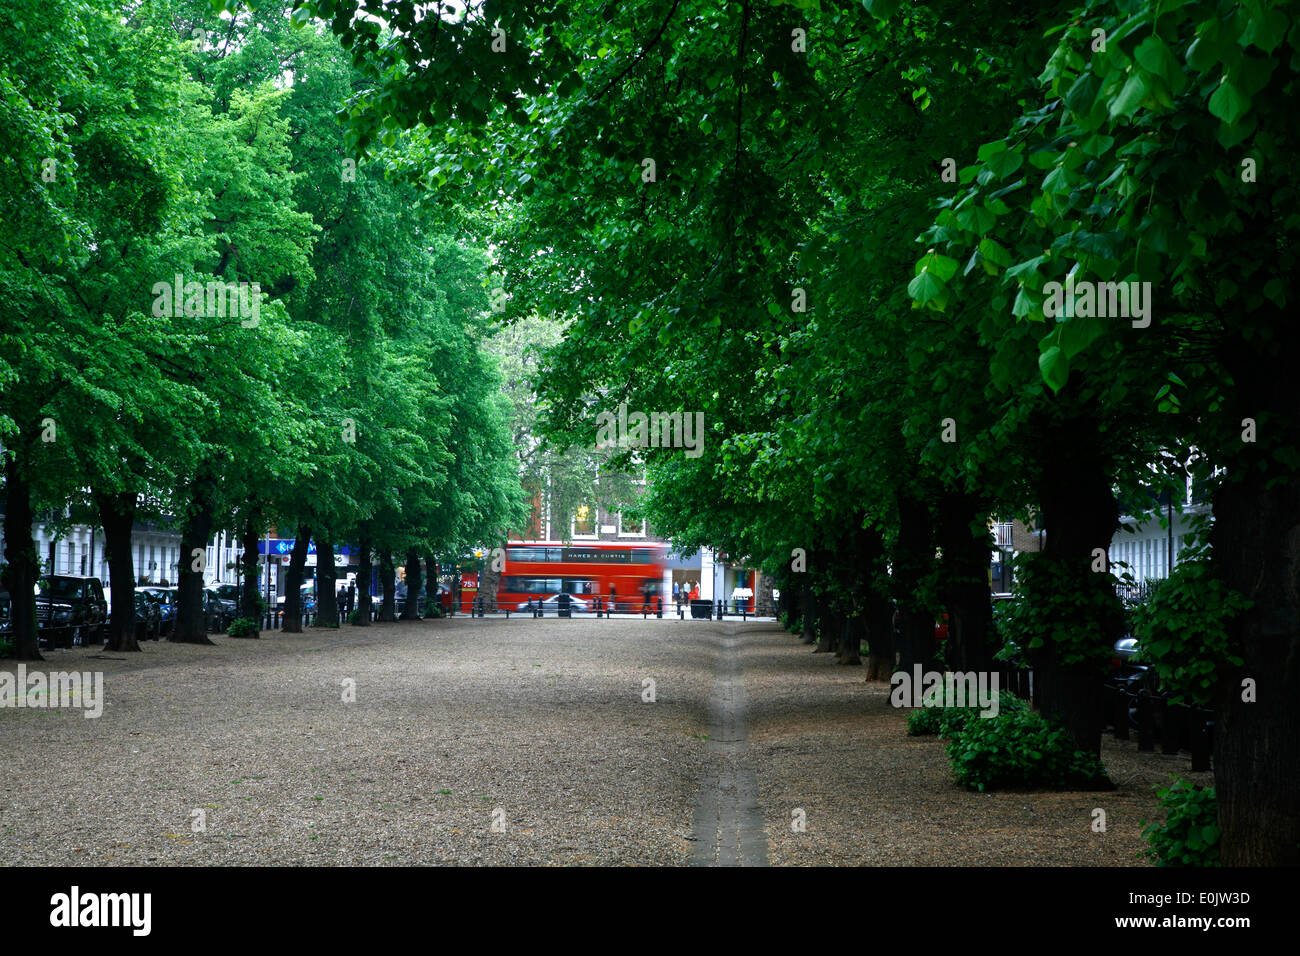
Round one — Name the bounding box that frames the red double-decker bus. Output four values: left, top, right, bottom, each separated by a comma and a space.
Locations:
497, 541, 668, 613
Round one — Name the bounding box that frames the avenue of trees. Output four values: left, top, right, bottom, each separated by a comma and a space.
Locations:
1, 0, 525, 656
297, 0, 1300, 865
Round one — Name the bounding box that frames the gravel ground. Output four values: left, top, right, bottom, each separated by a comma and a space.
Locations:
0, 619, 714, 865
743, 625, 1214, 866
0, 618, 1207, 865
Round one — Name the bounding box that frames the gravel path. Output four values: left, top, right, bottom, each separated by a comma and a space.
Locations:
0, 618, 1205, 865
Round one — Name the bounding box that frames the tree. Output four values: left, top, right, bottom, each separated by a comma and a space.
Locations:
910, 0, 1300, 863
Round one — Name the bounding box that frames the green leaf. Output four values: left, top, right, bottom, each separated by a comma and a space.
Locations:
1109, 73, 1148, 119
916, 253, 960, 282
1058, 314, 1105, 359
863, 0, 901, 18
978, 237, 1011, 268
1038, 346, 1069, 392
1064, 71, 1101, 116
984, 148, 1023, 180
908, 269, 948, 306
1208, 76, 1250, 125
1134, 36, 1182, 89
1042, 165, 1072, 195
1006, 255, 1047, 280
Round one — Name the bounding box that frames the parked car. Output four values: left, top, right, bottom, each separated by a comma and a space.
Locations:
213, 583, 246, 615
136, 586, 178, 637
1104, 633, 1162, 729
36, 575, 108, 648
139, 586, 232, 634
516, 592, 591, 615
204, 587, 236, 632
394, 592, 425, 616
132, 591, 163, 642
275, 584, 316, 615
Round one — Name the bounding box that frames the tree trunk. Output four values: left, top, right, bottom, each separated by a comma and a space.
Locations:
814, 594, 839, 654
864, 587, 895, 681
3, 451, 42, 661
239, 513, 262, 635
801, 584, 816, 644
1209, 437, 1300, 864
1031, 406, 1120, 767
399, 546, 422, 620
315, 535, 339, 627
354, 530, 372, 627
856, 527, 895, 680
781, 575, 800, 633
938, 490, 995, 674
172, 475, 215, 645
894, 490, 937, 673
378, 550, 397, 622
838, 607, 862, 665
282, 528, 312, 633
96, 490, 140, 652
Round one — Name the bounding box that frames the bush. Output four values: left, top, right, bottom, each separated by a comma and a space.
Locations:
945, 703, 1107, 792
1141, 780, 1221, 866
906, 690, 1026, 737
904, 686, 1013, 738
0, 634, 13, 659
1131, 548, 1249, 707
907, 704, 971, 737
227, 617, 259, 638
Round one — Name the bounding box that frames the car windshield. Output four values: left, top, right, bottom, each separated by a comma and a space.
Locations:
38, 578, 83, 599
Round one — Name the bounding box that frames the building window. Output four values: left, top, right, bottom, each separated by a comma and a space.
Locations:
571, 504, 596, 538
618, 513, 645, 537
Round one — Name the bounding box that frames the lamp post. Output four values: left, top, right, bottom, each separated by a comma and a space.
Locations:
264, 530, 272, 621
473, 548, 484, 616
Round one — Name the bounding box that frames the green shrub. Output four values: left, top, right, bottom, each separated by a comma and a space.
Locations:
227, 617, 259, 638
945, 703, 1107, 792
1131, 549, 1249, 707
907, 704, 972, 737
905, 690, 1025, 737
0, 634, 13, 659
1141, 780, 1221, 866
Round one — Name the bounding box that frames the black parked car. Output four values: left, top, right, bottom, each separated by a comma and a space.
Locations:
214, 583, 244, 615
136, 586, 178, 637
1104, 634, 1162, 730
143, 586, 230, 634
36, 576, 108, 648
133, 591, 163, 642
204, 587, 236, 632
